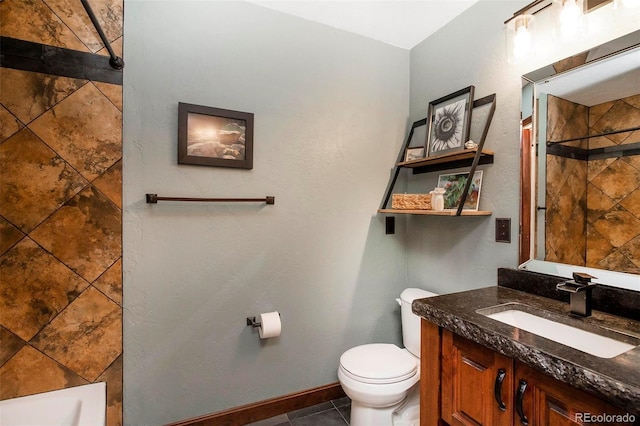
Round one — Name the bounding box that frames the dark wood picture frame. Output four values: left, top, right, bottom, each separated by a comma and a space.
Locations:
426, 86, 474, 158
178, 102, 254, 169
404, 146, 425, 162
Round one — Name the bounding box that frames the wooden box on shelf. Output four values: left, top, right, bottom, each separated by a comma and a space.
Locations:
391, 194, 432, 210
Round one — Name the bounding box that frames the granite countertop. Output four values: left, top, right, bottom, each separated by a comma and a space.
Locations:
413, 286, 640, 414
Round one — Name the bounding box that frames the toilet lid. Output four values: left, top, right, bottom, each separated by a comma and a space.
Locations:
340, 344, 417, 384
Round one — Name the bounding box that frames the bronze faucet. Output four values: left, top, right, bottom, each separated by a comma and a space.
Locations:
556, 272, 597, 317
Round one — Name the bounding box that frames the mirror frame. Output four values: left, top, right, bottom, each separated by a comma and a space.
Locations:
519, 30, 640, 291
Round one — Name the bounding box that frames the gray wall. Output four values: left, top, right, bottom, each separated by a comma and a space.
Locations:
123, 1, 409, 424
405, 1, 529, 293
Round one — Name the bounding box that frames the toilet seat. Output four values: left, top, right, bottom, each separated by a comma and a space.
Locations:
339, 344, 417, 385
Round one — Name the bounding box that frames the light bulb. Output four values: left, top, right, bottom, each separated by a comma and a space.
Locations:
506, 14, 534, 64
559, 0, 581, 38
513, 24, 532, 60
617, 0, 640, 7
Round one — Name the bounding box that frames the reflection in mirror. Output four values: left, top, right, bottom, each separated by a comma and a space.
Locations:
520, 30, 640, 289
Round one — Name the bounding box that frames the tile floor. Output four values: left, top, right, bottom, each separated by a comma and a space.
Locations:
245, 397, 351, 426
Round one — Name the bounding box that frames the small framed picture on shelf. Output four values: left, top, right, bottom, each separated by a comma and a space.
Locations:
437, 170, 483, 211
404, 147, 425, 162
426, 86, 474, 158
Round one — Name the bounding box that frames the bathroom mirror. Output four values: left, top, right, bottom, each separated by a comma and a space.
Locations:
520, 30, 640, 290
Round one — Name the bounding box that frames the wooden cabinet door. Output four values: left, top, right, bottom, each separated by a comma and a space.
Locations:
442, 331, 514, 426
514, 362, 632, 426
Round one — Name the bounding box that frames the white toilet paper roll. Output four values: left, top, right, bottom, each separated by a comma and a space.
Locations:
259, 311, 281, 339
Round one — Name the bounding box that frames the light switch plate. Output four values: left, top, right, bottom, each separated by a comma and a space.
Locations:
496, 218, 511, 243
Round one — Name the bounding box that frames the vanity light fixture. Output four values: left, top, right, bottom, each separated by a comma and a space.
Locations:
504, 0, 549, 64
506, 14, 536, 63
504, 0, 627, 64
554, 0, 585, 39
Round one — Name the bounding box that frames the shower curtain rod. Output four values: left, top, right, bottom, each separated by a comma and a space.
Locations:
547, 126, 640, 145
80, 0, 124, 70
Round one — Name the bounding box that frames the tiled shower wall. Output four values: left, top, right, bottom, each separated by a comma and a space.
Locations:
545, 95, 589, 266
0, 1, 123, 425
546, 94, 640, 274
586, 94, 640, 273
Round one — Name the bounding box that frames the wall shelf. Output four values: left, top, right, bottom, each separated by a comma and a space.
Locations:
379, 93, 497, 223
397, 149, 494, 174
378, 209, 492, 216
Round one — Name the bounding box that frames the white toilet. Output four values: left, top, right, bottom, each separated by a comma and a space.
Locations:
338, 288, 437, 426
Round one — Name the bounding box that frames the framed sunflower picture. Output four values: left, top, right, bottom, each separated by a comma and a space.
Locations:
425, 86, 474, 158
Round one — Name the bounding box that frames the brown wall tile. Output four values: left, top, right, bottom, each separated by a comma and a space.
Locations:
0, 105, 23, 140
94, 258, 123, 305
0, 238, 89, 341
0, 68, 87, 125
28, 83, 122, 181
98, 355, 123, 426
590, 159, 640, 202
0, 0, 89, 51
0, 327, 26, 366
29, 186, 122, 283
94, 160, 123, 209
94, 80, 124, 112
31, 286, 122, 382
591, 99, 640, 145
0, 128, 89, 232
44, 0, 123, 53
0, 345, 87, 400
0, 217, 24, 256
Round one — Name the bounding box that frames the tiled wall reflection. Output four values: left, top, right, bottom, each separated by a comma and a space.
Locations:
586, 94, 640, 273
546, 94, 640, 274
545, 95, 588, 266
0, 1, 123, 425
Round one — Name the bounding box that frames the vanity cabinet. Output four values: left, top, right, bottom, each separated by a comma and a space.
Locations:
514, 362, 628, 426
421, 322, 632, 426
441, 330, 513, 425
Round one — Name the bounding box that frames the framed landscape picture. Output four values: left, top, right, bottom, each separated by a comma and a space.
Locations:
178, 103, 254, 169
426, 86, 474, 158
437, 170, 483, 211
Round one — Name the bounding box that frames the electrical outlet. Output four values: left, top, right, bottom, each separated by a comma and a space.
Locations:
385, 216, 395, 235
496, 218, 511, 243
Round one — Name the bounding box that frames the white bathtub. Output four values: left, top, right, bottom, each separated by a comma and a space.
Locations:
0, 382, 105, 426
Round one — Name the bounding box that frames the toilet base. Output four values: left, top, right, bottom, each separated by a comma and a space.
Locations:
349, 400, 402, 426
391, 384, 420, 426
348, 384, 420, 426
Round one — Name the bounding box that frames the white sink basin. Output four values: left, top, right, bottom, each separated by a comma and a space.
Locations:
479, 305, 637, 358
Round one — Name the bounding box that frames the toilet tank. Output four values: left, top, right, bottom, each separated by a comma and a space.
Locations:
399, 288, 437, 357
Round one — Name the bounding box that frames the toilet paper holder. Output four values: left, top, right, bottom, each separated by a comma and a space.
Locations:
246, 316, 261, 328
246, 313, 281, 328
